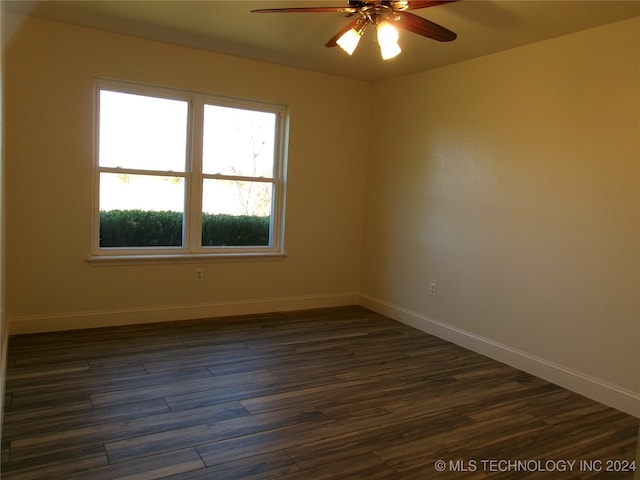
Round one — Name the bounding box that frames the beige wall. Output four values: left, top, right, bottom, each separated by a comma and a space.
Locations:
362, 17, 639, 409
0, 0, 6, 439
4, 14, 371, 332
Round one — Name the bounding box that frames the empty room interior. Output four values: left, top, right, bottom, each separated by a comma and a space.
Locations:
1, 0, 639, 478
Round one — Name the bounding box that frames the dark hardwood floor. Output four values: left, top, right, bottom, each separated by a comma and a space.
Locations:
1, 306, 638, 479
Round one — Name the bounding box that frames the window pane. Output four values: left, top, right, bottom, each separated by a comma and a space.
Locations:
203, 105, 275, 178
99, 172, 185, 247
99, 90, 188, 172
201, 178, 272, 247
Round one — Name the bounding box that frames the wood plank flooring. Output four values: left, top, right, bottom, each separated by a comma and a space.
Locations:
2, 306, 638, 479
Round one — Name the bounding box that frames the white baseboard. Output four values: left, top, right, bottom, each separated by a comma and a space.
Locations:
359, 294, 640, 418
0, 310, 9, 440
8, 292, 639, 418
8, 292, 360, 335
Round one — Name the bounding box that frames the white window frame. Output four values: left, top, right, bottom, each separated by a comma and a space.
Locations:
91, 79, 288, 261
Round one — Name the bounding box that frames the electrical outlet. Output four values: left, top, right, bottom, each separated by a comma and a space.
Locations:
195, 268, 204, 281
430, 282, 437, 297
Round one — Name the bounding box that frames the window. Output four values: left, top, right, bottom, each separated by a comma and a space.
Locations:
94, 80, 288, 259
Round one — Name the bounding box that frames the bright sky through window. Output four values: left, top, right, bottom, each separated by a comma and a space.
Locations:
99, 90, 188, 212
98, 91, 276, 216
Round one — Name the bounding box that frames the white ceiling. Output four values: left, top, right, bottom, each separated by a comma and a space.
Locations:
5, 0, 640, 82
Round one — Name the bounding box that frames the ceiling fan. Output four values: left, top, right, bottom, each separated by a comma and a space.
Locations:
251, 0, 460, 60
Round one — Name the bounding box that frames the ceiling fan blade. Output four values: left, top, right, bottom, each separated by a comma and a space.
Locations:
325, 17, 361, 47
251, 7, 356, 14
395, 11, 457, 41
404, 0, 461, 11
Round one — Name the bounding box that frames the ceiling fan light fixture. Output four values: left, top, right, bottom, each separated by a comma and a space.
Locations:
336, 27, 363, 55
376, 20, 401, 60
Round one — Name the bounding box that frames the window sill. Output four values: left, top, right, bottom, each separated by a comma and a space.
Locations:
86, 252, 288, 266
